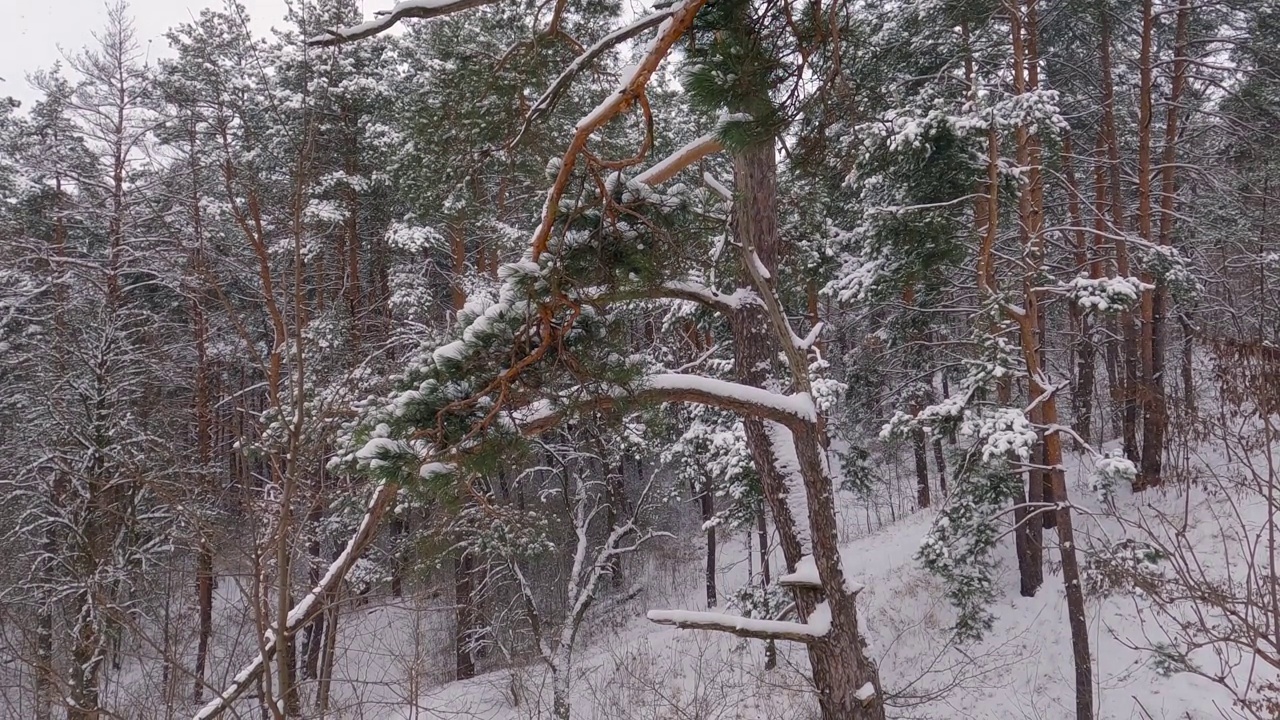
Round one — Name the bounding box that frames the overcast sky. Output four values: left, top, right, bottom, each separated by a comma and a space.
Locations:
0, 0, 326, 108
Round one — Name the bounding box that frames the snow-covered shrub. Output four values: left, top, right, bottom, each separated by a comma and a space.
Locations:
916, 462, 1021, 641
1061, 275, 1151, 314
1081, 539, 1167, 597
1090, 453, 1137, 504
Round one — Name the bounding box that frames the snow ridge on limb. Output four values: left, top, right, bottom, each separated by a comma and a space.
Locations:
529, 0, 710, 262
306, 0, 498, 46
657, 281, 758, 311
191, 480, 400, 719
633, 133, 724, 186
763, 420, 812, 554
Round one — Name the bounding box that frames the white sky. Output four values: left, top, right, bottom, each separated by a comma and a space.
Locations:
0, 0, 351, 108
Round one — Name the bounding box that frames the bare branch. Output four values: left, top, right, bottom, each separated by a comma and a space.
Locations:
513, 8, 678, 145
307, 0, 499, 46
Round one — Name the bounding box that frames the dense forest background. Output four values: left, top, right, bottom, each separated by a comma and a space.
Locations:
1, 0, 1278, 718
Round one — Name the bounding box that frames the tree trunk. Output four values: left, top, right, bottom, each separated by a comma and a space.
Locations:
68, 596, 102, 720
700, 474, 717, 608
608, 461, 626, 589
1011, 5, 1092, 713
1142, 0, 1191, 489
453, 552, 478, 680
1180, 315, 1196, 416
194, 541, 215, 700
1064, 132, 1097, 445
757, 506, 777, 670
34, 562, 53, 720
1135, 0, 1158, 491
931, 437, 948, 497
390, 516, 406, 596
730, 137, 885, 720
1038, 437, 1056, 531
317, 603, 339, 718
1045, 402, 1094, 720
912, 425, 931, 509
1099, 7, 1140, 466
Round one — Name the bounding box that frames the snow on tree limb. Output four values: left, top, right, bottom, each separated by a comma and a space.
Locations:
657, 281, 758, 311
763, 420, 813, 555
515, 373, 818, 436
702, 171, 732, 200
633, 133, 724, 186
647, 604, 831, 643
589, 280, 759, 313
306, 0, 499, 46
529, 0, 709, 262
198, 370, 816, 719
191, 480, 399, 719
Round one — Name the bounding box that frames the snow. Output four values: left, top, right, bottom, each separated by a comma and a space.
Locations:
748, 250, 772, 281
778, 554, 867, 595
763, 421, 812, 552
778, 554, 820, 586
702, 171, 732, 201
805, 601, 832, 634
355, 436, 406, 464
854, 682, 876, 702
509, 374, 817, 433
148, 431, 1280, 720
418, 461, 453, 479
431, 339, 468, 364
1061, 275, 1152, 313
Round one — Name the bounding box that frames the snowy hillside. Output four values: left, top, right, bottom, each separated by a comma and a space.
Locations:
281, 437, 1266, 720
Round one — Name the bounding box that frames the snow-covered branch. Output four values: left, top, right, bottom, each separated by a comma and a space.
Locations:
516, 373, 818, 436
590, 280, 759, 313
529, 0, 709, 261
647, 604, 832, 643
191, 480, 399, 719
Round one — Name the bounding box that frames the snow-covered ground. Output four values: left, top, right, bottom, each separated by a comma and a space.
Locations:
4, 433, 1268, 720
